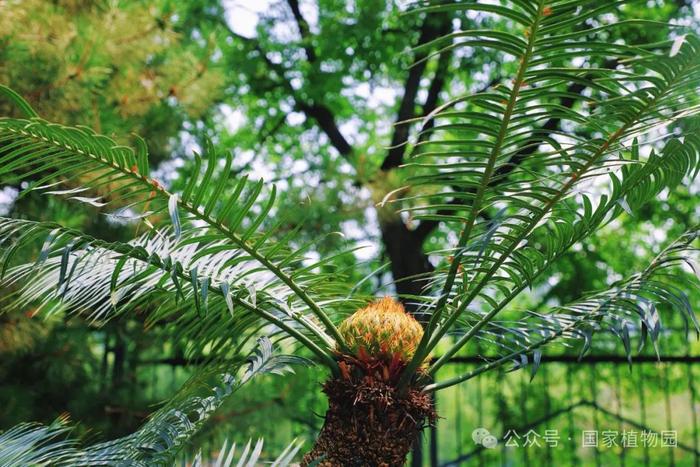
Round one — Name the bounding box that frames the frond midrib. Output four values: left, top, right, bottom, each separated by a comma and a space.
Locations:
0, 216, 338, 368
400, 0, 548, 388
0, 121, 346, 352
428, 47, 700, 364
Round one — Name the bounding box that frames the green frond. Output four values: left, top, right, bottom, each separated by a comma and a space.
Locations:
398, 1, 700, 384
0, 217, 336, 365
74, 337, 299, 466
426, 228, 700, 391
186, 438, 302, 467
425, 134, 700, 320
0, 117, 350, 349
0, 85, 38, 118
0, 418, 76, 466
0, 337, 303, 466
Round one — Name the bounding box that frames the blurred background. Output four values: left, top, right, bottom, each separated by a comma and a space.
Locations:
1, 0, 699, 465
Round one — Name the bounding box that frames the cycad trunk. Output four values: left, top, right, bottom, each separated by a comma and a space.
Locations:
302, 363, 434, 466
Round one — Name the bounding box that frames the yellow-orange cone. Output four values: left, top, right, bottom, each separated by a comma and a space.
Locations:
338, 296, 423, 364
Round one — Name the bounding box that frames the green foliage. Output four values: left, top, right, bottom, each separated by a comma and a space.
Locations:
1, 0, 700, 463
0, 418, 75, 467
0, 0, 223, 158
0, 337, 302, 466
0, 106, 367, 364
397, 0, 700, 388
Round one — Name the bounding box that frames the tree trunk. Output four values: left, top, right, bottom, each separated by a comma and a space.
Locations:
380, 218, 433, 321
302, 361, 435, 466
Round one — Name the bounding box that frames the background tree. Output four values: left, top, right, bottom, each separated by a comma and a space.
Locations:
0, 0, 224, 439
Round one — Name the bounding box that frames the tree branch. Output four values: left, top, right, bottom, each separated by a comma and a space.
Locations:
222, 19, 353, 158
284, 1, 357, 157
381, 14, 452, 171
415, 49, 453, 139
297, 102, 352, 156
286, 0, 316, 62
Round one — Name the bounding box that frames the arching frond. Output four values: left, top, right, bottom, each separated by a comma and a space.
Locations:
0, 115, 354, 351
398, 1, 700, 383
0, 217, 335, 365
427, 228, 700, 391
0, 337, 304, 467
0, 418, 76, 466
425, 134, 700, 369
75, 337, 302, 466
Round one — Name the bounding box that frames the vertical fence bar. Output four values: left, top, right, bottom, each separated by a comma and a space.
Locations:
521, 371, 529, 466
411, 433, 423, 467
567, 365, 579, 466
663, 363, 675, 467
498, 367, 508, 467
455, 362, 463, 463
151, 363, 157, 400
430, 390, 438, 467
614, 364, 625, 467
687, 357, 699, 467
589, 366, 601, 467
543, 364, 552, 467
477, 364, 484, 467
638, 364, 650, 467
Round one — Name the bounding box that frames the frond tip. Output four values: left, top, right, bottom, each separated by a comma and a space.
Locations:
0, 418, 76, 466
426, 228, 700, 392
0, 337, 303, 466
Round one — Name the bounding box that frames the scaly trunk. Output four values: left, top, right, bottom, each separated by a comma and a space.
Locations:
302, 360, 435, 466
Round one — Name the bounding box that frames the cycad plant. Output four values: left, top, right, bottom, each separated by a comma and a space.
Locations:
2, 1, 700, 465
